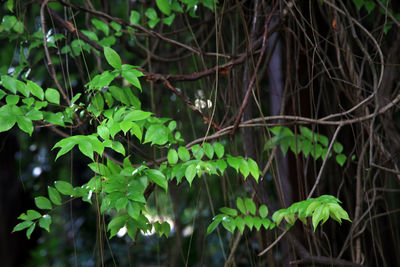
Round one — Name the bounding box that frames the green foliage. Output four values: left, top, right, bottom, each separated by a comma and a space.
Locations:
10, 46, 263, 241
350, 0, 400, 34
267, 126, 347, 166
3, 2, 353, 261
207, 195, 351, 235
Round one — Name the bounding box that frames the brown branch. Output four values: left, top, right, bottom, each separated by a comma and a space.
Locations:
39, 0, 70, 105
292, 238, 366, 267
57, 0, 201, 54
231, 3, 278, 134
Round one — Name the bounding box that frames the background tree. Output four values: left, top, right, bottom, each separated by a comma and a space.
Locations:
1, 0, 399, 266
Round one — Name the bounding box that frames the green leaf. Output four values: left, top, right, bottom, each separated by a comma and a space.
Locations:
336, 154, 347, 166
364, 1, 376, 14
253, 217, 262, 231
245, 198, 256, 215
262, 219, 271, 230
214, 142, 224, 158
236, 197, 246, 215
16, 116, 33, 136
1, 75, 17, 93
1, 15, 17, 31
78, 140, 94, 160
26, 109, 43, 121
71, 93, 81, 105
7, 0, 14, 12
168, 149, 179, 164
115, 197, 128, 211
239, 158, 250, 179
301, 139, 312, 157
259, 205, 268, 218
0, 114, 16, 132
306, 201, 321, 216
91, 93, 104, 115
328, 203, 351, 223
110, 21, 121, 32
220, 207, 238, 217
216, 159, 227, 174
310, 144, 323, 160
97, 125, 110, 140
104, 47, 122, 69
191, 144, 204, 160
34, 196, 52, 210
88, 162, 110, 176
185, 164, 196, 186
107, 214, 128, 238
221, 216, 235, 233
156, 0, 171, 15
145, 169, 168, 192
244, 216, 254, 230
202, 142, 214, 159
25, 210, 42, 220
272, 210, 285, 225
130, 10, 140, 25
81, 30, 98, 41
178, 146, 190, 162
0, 89, 6, 100
333, 142, 343, 154
120, 120, 133, 135
312, 205, 325, 231
171, 1, 184, 12
161, 221, 171, 237
206, 215, 223, 235
353, 0, 364, 10
122, 69, 142, 91
110, 140, 125, 155
89, 71, 117, 90
6, 94, 19, 105
163, 13, 175, 26
124, 110, 152, 121
384, 24, 392, 35
148, 18, 160, 29
227, 156, 240, 173
127, 201, 141, 219
26, 223, 36, 239
13, 21, 23, 34
43, 112, 65, 127
22, 97, 34, 107
53, 138, 76, 160
45, 88, 60, 104
235, 216, 245, 234
91, 18, 109, 35
130, 122, 142, 141
168, 120, 176, 131
38, 215, 51, 232
247, 158, 260, 182
54, 181, 74, 196
13, 221, 33, 232
26, 81, 44, 100
48, 186, 62, 205
145, 8, 158, 20
318, 134, 329, 147
144, 124, 168, 145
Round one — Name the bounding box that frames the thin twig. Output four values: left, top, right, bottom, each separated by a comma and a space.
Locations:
307, 124, 343, 199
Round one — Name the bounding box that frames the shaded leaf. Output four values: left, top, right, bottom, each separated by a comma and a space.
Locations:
104, 47, 122, 69
48, 186, 62, 205
167, 149, 178, 164
45, 88, 60, 104
54, 181, 74, 196
38, 215, 51, 232
34, 196, 52, 210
